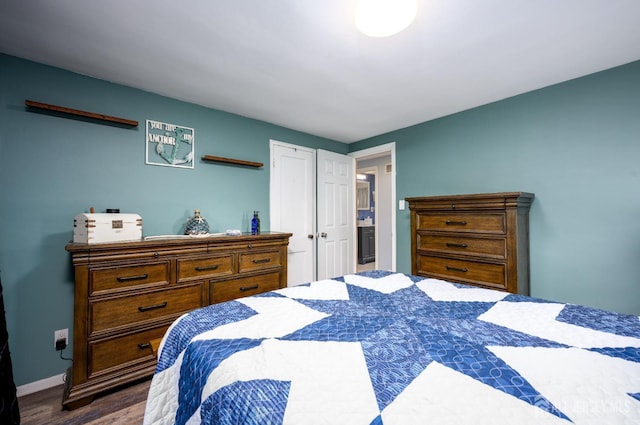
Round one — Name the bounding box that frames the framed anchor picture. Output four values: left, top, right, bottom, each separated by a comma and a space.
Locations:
145, 119, 195, 169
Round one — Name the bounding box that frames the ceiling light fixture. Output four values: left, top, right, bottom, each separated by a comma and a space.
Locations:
355, 0, 418, 37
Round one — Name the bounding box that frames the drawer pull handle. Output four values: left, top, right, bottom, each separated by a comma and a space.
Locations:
446, 243, 468, 248
240, 285, 259, 291
138, 343, 151, 350
252, 258, 271, 264
195, 264, 219, 271
117, 274, 148, 282
445, 220, 467, 226
138, 302, 167, 312
446, 266, 468, 273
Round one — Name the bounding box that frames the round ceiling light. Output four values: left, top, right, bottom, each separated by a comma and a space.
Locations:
355, 0, 418, 37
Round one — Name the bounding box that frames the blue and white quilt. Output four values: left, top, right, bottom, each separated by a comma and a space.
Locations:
143, 271, 640, 424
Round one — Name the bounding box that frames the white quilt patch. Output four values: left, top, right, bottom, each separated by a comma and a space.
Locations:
193, 297, 328, 341
344, 273, 414, 293
382, 361, 570, 424
275, 279, 350, 300
195, 339, 380, 425
417, 278, 510, 302
143, 351, 185, 425
489, 346, 640, 424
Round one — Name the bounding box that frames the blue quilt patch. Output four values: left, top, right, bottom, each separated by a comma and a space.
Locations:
361, 320, 433, 411
589, 346, 640, 363
175, 338, 263, 425
409, 318, 570, 420
200, 379, 290, 425
557, 304, 640, 337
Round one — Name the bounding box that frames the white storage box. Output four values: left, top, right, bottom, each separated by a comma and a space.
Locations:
73, 213, 142, 243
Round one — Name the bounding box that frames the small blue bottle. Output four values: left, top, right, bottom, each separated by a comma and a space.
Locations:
251, 211, 260, 234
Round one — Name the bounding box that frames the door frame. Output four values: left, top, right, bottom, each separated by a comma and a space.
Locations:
349, 142, 397, 272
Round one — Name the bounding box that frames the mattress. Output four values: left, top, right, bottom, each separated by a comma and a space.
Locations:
143, 271, 640, 424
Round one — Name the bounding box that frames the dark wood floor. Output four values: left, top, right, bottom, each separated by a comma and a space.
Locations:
17, 378, 150, 425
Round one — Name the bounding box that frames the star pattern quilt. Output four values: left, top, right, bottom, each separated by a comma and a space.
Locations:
143, 271, 640, 424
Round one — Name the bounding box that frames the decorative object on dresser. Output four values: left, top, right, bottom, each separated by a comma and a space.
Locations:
184, 209, 210, 235
407, 192, 534, 295
63, 232, 291, 410
73, 212, 143, 244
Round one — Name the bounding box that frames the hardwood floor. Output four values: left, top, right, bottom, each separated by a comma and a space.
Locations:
356, 261, 376, 273
18, 378, 150, 425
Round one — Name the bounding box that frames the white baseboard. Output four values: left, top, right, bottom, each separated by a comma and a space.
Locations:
17, 373, 65, 397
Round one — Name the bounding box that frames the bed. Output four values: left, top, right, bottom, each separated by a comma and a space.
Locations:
143, 271, 640, 424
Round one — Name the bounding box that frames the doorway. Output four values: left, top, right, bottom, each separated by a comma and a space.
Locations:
356, 166, 377, 272
349, 142, 396, 272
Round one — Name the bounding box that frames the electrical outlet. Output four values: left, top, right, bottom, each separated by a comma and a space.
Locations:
54, 328, 68, 350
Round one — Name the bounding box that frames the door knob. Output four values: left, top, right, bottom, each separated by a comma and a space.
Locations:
319, 232, 327, 238
308, 234, 314, 239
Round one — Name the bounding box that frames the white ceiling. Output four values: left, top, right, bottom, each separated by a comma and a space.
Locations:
1, 1, 639, 143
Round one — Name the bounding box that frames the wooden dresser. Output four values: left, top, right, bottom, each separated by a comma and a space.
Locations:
63, 232, 291, 409
407, 192, 534, 295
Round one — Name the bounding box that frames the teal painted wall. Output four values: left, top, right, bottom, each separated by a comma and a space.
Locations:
0, 54, 347, 386
351, 60, 640, 316
3, 52, 639, 388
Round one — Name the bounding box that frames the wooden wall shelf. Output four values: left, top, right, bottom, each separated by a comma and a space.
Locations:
201, 155, 263, 168
25, 100, 138, 127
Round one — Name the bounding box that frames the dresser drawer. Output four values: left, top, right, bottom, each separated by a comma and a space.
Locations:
178, 254, 234, 281
416, 213, 505, 234
417, 234, 506, 259
90, 262, 170, 295
88, 325, 167, 378
90, 284, 204, 334
416, 255, 507, 290
211, 272, 281, 303
238, 250, 281, 273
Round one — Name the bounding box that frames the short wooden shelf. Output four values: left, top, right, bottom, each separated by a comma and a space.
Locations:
25, 100, 138, 127
201, 155, 263, 168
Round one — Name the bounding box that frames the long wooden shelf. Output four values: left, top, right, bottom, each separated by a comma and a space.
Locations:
201, 155, 263, 168
25, 100, 138, 127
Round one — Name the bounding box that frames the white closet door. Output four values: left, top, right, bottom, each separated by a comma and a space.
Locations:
270, 141, 316, 286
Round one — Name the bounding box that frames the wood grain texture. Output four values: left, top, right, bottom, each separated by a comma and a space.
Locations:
64, 233, 291, 409
201, 154, 264, 168
407, 192, 534, 295
18, 379, 150, 425
25, 100, 138, 126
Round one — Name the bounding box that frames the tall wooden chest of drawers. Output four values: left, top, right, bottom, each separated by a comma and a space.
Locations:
63, 232, 291, 409
407, 192, 534, 295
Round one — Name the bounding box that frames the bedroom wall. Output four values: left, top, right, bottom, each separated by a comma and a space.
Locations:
0, 54, 347, 387
350, 60, 640, 316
